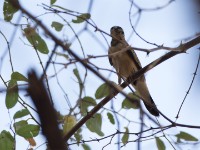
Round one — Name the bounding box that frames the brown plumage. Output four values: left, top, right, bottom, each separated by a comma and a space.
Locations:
108, 26, 159, 116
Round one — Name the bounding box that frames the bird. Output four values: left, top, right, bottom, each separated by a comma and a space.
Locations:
108, 26, 159, 116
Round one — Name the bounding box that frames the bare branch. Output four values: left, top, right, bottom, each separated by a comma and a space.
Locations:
176, 50, 200, 119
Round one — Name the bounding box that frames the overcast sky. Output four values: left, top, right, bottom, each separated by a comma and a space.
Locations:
0, 0, 200, 150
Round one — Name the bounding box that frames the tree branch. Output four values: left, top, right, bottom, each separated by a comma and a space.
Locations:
27, 70, 66, 150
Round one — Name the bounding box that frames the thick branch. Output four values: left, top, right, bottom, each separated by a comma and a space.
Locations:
27, 70, 66, 150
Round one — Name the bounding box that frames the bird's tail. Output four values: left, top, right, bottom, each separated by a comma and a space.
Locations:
131, 79, 159, 116
143, 96, 159, 116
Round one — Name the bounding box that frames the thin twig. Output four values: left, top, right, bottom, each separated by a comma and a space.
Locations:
176, 49, 200, 119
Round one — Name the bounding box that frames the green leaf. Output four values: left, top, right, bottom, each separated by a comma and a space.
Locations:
14, 120, 28, 131
86, 113, 104, 136
122, 93, 140, 109
51, 0, 56, 5
122, 127, 129, 145
14, 120, 40, 138
74, 129, 82, 146
24, 27, 49, 54
156, 137, 166, 150
175, 131, 198, 142
80, 96, 96, 116
63, 115, 76, 136
73, 68, 83, 95
51, 21, 64, 31
6, 80, 18, 109
95, 83, 110, 99
11, 72, 28, 82
82, 144, 91, 150
3, 0, 19, 21
17, 125, 40, 138
54, 52, 69, 59
72, 13, 91, 23
0, 130, 14, 150
13, 108, 30, 119
107, 112, 115, 124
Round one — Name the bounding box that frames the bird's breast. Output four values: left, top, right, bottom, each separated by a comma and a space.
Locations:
109, 45, 138, 78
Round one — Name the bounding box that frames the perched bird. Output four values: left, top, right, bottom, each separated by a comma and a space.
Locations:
108, 26, 159, 116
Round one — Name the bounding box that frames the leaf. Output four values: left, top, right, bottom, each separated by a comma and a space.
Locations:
82, 144, 91, 150
95, 83, 110, 99
122, 93, 140, 109
175, 131, 198, 142
80, 96, 96, 116
6, 80, 18, 109
51, 21, 64, 31
0, 130, 14, 150
73, 68, 83, 95
107, 112, 115, 125
86, 113, 104, 136
122, 127, 129, 145
54, 52, 69, 59
3, 0, 19, 21
14, 121, 40, 138
26, 138, 36, 147
73, 68, 82, 84
74, 129, 82, 146
50, 0, 56, 5
13, 120, 28, 133
24, 27, 49, 54
17, 124, 40, 138
13, 108, 30, 119
63, 115, 76, 136
156, 137, 166, 150
72, 13, 91, 24
11, 72, 28, 82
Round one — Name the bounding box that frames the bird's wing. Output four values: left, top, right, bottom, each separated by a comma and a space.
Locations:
126, 49, 142, 70
108, 57, 113, 66
108, 48, 113, 66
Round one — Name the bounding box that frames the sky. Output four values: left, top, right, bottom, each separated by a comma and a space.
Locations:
0, 0, 200, 150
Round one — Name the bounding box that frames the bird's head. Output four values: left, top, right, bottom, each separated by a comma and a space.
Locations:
110, 26, 125, 40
